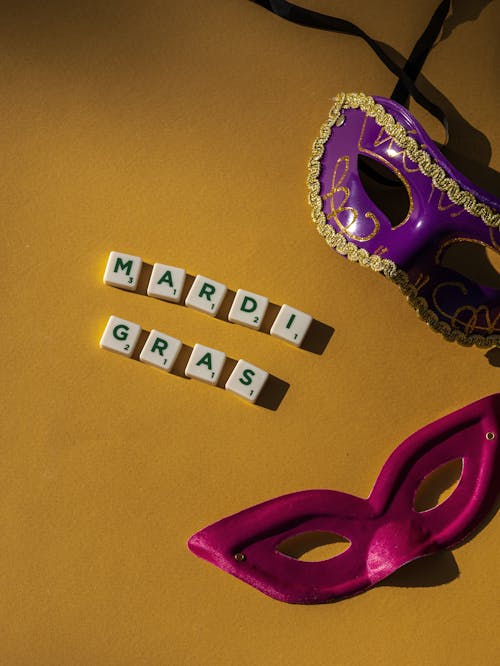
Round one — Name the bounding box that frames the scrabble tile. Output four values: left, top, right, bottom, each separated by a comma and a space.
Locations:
185, 343, 226, 385
147, 263, 186, 303
103, 251, 143, 291
100, 316, 142, 358
185, 275, 227, 316
228, 289, 269, 330
225, 360, 269, 403
270, 304, 313, 347
139, 329, 182, 372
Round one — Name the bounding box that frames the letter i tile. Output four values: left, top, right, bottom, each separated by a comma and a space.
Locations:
270, 304, 312, 347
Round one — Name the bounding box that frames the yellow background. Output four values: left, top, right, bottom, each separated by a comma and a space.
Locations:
1, 1, 499, 664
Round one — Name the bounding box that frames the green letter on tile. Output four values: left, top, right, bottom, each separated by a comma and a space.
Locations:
239, 369, 255, 386
198, 283, 216, 301
113, 324, 129, 340
157, 270, 174, 287
241, 296, 257, 313
151, 338, 168, 356
114, 257, 133, 275
196, 352, 212, 370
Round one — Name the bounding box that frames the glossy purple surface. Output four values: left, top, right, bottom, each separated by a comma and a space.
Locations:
188, 395, 500, 604
317, 95, 499, 341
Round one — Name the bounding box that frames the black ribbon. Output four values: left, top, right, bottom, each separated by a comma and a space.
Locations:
250, 0, 450, 137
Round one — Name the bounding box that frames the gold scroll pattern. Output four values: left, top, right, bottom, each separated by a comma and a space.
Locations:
490, 228, 500, 252
427, 183, 464, 218
321, 155, 381, 242
431, 229, 499, 335
413, 273, 430, 294
372, 125, 420, 173
432, 282, 499, 335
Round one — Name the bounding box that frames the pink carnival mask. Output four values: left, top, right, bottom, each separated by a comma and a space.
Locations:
188, 395, 500, 604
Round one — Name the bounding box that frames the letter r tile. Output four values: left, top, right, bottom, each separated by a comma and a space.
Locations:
185, 275, 227, 316
139, 329, 183, 372
228, 289, 269, 330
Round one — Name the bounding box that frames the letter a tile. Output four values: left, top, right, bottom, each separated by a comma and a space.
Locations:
147, 263, 186, 303
185, 343, 226, 385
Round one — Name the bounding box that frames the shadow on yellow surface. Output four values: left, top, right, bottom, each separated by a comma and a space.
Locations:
121, 262, 336, 354
130, 327, 290, 410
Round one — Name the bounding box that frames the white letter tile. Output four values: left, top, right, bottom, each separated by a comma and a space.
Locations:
147, 263, 186, 303
225, 360, 268, 403
103, 251, 143, 291
270, 304, 312, 347
139, 329, 183, 372
185, 275, 227, 316
185, 343, 226, 385
100, 316, 142, 358
228, 289, 269, 330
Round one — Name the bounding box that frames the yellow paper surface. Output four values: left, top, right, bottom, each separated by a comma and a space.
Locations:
1, 1, 499, 664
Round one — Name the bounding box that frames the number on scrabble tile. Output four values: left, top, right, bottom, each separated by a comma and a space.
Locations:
103, 251, 143, 291
99, 316, 142, 358
270, 304, 312, 347
228, 289, 269, 330
147, 264, 186, 303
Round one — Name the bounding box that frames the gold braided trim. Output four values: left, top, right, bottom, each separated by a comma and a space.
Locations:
307, 92, 500, 348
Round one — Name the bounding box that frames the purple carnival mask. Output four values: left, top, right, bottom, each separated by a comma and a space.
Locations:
308, 92, 500, 347
188, 394, 500, 603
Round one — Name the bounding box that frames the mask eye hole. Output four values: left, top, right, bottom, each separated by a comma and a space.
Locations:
439, 241, 500, 289
276, 531, 351, 562
358, 154, 411, 228
413, 458, 463, 513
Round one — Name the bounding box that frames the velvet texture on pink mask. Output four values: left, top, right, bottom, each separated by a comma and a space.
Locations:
188, 394, 500, 604
308, 93, 499, 348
